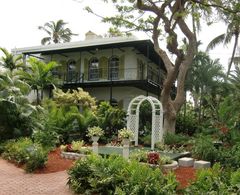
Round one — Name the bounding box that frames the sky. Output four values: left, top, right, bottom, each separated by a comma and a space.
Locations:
0, 0, 237, 70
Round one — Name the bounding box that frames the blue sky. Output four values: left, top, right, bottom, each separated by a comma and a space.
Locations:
0, 0, 235, 70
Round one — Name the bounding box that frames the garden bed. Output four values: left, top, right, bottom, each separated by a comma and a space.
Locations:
14, 147, 196, 188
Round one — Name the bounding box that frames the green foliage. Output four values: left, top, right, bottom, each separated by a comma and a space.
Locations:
192, 135, 218, 163
217, 145, 240, 169
18, 57, 60, 104
184, 163, 229, 194
38, 19, 78, 45
164, 132, 190, 146
0, 47, 23, 71
129, 149, 148, 162
41, 99, 83, 143
25, 145, 48, 173
96, 101, 126, 140
87, 126, 104, 137
118, 127, 134, 139
53, 88, 96, 110
2, 138, 48, 172
32, 129, 59, 150
68, 154, 178, 194
176, 113, 199, 135
0, 72, 42, 141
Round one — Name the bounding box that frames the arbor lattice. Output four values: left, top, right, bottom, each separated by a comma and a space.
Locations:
127, 95, 164, 150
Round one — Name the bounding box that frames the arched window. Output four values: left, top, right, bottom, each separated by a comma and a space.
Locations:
109, 56, 119, 80
89, 58, 99, 80
67, 59, 76, 82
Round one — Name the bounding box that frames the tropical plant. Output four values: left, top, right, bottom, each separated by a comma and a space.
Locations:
96, 101, 126, 139
184, 163, 230, 194
0, 71, 42, 141
40, 99, 82, 143
87, 126, 104, 137
186, 52, 225, 123
206, 1, 240, 77
38, 19, 78, 45
2, 138, 48, 172
118, 127, 134, 139
53, 88, 96, 110
68, 154, 178, 194
192, 135, 218, 164
0, 47, 23, 71
18, 57, 59, 104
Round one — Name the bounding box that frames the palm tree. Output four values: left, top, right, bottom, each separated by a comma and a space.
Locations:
38, 19, 78, 45
0, 47, 23, 71
18, 57, 60, 104
206, 6, 240, 77
186, 52, 225, 122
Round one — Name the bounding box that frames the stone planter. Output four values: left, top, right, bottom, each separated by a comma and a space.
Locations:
61, 151, 87, 160
92, 136, 99, 142
122, 138, 130, 146
161, 161, 178, 172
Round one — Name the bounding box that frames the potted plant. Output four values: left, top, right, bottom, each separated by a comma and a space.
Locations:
87, 126, 104, 142
118, 127, 134, 145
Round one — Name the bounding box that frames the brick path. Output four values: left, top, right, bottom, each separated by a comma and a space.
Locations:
0, 158, 73, 195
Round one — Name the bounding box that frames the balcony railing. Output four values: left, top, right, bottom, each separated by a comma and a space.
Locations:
53, 68, 162, 85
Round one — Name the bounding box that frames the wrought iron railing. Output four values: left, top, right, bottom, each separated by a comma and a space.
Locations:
52, 67, 162, 85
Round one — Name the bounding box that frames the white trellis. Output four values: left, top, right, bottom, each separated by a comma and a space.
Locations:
127, 95, 164, 150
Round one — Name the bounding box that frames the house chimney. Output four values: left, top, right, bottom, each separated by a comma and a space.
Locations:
85, 31, 102, 40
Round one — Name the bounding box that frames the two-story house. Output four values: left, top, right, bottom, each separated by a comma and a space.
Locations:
13, 32, 166, 110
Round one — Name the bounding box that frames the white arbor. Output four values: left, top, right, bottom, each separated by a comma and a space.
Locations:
127, 95, 164, 150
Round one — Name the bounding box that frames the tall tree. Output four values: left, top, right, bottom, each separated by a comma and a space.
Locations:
18, 57, 59, 104
206, 0, 240, 77
86, 0, 239, 132
38, 19, 78, 45
0, 48, 23, 71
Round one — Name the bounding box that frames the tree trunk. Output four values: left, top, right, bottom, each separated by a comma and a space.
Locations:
163, 112, 177, 133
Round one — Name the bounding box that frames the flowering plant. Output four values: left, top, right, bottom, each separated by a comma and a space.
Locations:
87, 126, 104, 137
118, 127, 134, 139
147, 151, 160, 165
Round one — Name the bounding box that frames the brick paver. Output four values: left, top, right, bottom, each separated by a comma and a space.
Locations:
0, 158, 73, 195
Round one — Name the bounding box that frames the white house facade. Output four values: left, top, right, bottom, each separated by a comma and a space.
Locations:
13, 33, 166, 110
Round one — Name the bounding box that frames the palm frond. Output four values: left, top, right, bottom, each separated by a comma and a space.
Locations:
206, 34, 225, 51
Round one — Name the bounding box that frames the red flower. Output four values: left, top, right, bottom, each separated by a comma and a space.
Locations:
66, 144, 72, 152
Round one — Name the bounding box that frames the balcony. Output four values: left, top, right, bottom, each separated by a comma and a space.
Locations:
53, 68, 163, 94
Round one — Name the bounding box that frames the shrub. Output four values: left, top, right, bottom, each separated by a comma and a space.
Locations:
184, 163, 239, 194
25, 145, 48, 172
2, 138, 48, 172
192, 135, 218, 163
217, 145, 240, 169
130, 149, 148, 162
96, 101, 126, 139
68, 154, 178, 194
32, 130, 59, 150
164, 132, 190, 146
176, 113, 199, 135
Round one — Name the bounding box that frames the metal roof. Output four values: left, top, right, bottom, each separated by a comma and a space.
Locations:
12, 36, 165, 70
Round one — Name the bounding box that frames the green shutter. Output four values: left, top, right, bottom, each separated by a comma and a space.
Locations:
76, 58, 81, 72
84, 58, 89, 80
59, 60, 67, 74
119, 55, 125, 79
137, 58, 141, 79
99, 56, 108, 79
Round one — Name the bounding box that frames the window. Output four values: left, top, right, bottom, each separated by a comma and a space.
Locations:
109, 56, 119, 80
89, 58, 99, 80
67, 59, 76, 82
